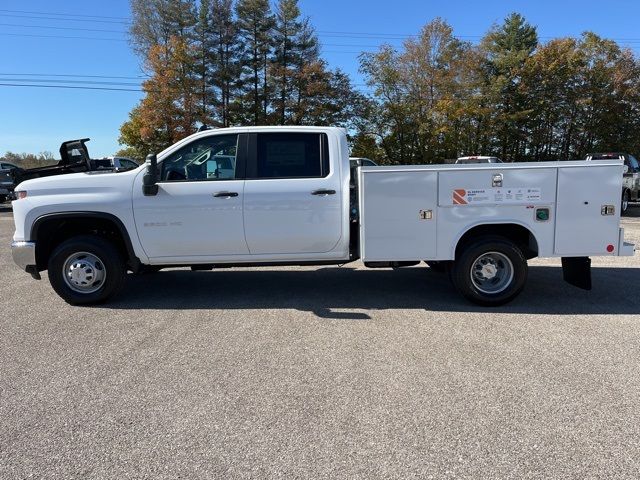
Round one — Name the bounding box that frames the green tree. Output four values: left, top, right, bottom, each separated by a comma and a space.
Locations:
360, 19, 473, 163
573, 33, 640, 156
129, 0, 197, 57
520, 38, 583, 159
236, 0, 275, 125
211, 0, 240, 126
481, 12, 538, 159
271, 0, 302, 124
194, 0, 215, 122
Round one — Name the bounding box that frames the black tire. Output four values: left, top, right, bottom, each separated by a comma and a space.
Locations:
621, 190, 630, 216
48, 235, 125, 305
450, 236, 527, 306
426, 261, 450, 273
0, 195, 6, 203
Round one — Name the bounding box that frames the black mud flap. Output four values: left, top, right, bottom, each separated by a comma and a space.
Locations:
561, 257, 592, 290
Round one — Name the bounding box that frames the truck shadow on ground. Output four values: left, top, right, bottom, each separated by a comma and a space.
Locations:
105, 265, 640, 318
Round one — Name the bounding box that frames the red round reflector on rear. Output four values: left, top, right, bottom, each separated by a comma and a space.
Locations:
607, 244, 614, 253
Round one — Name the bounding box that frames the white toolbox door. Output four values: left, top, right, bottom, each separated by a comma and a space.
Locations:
361, 170, 438, 261
555, 165, 622, 255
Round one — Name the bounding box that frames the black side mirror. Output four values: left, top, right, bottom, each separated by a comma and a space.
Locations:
142, 153, 159, 196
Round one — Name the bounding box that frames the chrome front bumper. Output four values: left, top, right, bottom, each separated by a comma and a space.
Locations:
11, 241, 36, 269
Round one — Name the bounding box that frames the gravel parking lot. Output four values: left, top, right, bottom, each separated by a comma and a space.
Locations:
1, 204, 640, 479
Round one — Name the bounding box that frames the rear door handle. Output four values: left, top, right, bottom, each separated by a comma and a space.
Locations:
311, 189, 336, 195
213, 191, 238, 198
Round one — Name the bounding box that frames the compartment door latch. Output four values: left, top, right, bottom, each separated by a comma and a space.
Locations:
492, 173, 503, 188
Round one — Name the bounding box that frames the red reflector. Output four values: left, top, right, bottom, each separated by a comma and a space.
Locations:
607, 244, 614, 253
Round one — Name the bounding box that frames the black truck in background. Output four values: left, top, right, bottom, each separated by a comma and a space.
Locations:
0, 139, 138, 202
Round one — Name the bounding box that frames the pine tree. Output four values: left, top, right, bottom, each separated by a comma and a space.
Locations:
481, 12, 538, 160
291, 18, 320, 123
195, 0, 214, 123
236, 0, 275, 125
130, 0, 197, 58
272, 0, 302, 124
211, 0, 240, 126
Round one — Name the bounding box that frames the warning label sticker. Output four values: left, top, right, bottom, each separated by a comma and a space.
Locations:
452, 187, 541, 205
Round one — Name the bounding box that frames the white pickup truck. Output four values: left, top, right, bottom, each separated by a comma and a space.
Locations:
10, 126, 635, 306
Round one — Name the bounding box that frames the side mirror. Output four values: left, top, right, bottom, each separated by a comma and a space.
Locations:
142, 153, 159, 196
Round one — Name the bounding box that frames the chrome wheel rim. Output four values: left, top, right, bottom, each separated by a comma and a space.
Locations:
62, 252, 106, 294
470, 251, 514, 295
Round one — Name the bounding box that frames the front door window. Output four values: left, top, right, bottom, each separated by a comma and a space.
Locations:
161, 134, 238, 182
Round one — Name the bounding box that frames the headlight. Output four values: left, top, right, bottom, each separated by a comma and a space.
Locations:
15, 190, 27, 200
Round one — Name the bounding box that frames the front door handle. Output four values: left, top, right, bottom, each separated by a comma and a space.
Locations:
213, 191, 238, 198
311, 189, 336, 196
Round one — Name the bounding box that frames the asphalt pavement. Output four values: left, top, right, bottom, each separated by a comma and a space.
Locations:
1, 203, 640, 479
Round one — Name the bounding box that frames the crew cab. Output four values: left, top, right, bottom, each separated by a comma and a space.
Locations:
10, 127, 635, 306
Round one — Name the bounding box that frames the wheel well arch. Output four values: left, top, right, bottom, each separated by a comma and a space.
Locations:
30, 212, 140, 271
454, 223, 539, 260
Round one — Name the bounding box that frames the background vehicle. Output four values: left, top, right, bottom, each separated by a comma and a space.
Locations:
91, 156, 139, 172
11, 140, 141, 191
585, 153, 640, 215
350, 157, 377, 167
10, 127, 633, 307
12, 139, 93, 186
456, 156, 503, 164
0, 162, 20, 203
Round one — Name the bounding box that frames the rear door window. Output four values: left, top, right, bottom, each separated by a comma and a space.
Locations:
250, 133, 329, 179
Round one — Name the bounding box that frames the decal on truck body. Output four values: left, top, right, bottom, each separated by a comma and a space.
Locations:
452, 187, 541, 205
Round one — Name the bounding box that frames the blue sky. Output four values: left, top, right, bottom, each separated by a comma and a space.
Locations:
1, 0, 639, 157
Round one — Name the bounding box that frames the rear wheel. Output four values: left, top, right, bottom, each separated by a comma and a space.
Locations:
451, 236, 527, 306
621, 190, 630, 216
48, 235, 125, 305
0, 195, 6, 203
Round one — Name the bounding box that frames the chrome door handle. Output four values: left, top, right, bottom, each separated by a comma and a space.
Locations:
213, 191, 238, 198
311, 189, 336, 195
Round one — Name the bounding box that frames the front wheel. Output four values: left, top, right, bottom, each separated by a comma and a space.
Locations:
48, 235, 125, 305
451, 236, 528, 306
